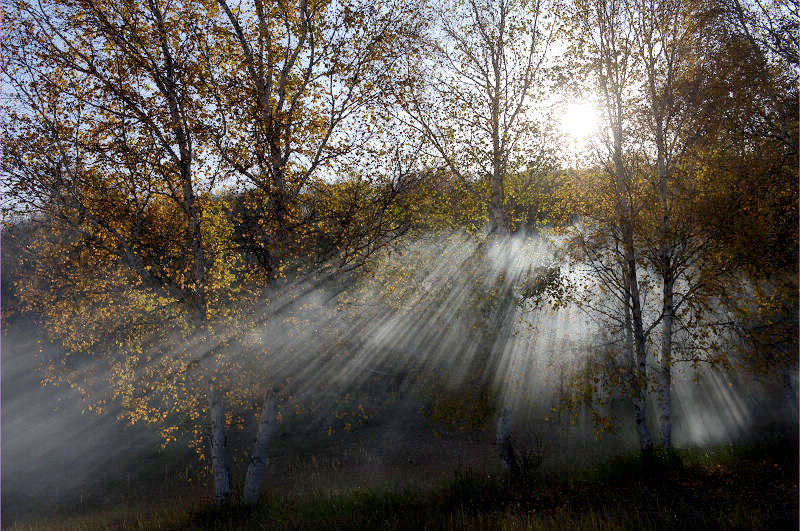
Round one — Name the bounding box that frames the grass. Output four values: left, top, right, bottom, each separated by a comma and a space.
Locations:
5, 438, 797, 530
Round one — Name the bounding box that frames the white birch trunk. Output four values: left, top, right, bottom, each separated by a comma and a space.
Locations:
659, 276, 674, 449
655, 100, 673, 451
626, 275, 654, 453
209, 386, 232, 505
242, 392, 277, 506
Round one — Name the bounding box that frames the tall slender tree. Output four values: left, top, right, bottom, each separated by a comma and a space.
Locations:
569, 0, 655, 453
402, 0, 554, 235
398, 0, 557, 471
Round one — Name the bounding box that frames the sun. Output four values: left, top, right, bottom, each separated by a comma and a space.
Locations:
561, 101, 600, 140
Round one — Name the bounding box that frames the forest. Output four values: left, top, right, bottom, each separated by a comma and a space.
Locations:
1, 0, 797, 528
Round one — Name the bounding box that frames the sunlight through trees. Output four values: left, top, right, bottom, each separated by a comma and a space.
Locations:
2, 0, 796, 511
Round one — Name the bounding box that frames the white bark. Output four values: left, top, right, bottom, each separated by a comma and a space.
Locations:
626, 271, 654, 453
628, 271, 654, 454
209, 386, 232, 505
659, 276, 674, 449
242, 391, 277, 506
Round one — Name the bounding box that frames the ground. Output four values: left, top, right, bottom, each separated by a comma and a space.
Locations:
4, 436, 797, 530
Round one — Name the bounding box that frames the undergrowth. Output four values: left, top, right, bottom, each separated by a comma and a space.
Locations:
6, 437, 797, 530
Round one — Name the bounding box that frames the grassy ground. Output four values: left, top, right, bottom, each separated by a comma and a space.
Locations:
5, 437, 796, 530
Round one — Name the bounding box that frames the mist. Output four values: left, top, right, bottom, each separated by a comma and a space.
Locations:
4, 231, 795, 524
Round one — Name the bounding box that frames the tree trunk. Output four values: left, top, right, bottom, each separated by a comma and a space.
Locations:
242, 392, 277, 506
625, 293, 653, 453
488, 189, 507, 235
488, 139, 507, 235
659, 274, 674, 449
488, 23, 508, 237
209, 386, 232, 505
650, 83, 674, 449
496, 407, 520, 474
487, 274, 521, 472
625, 245, 654, 453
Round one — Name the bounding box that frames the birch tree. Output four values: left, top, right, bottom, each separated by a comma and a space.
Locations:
209, 0, 425, 282
402, 0, 554, 235
3, 0, 245, 503
402, 0, 559, 472
626, 0, 716, 451
3, 0, 424, 506
628, 0, 797, 450
567, 0, 797, 453
569, 0, 656, 453
205, 0, 424, 504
